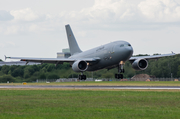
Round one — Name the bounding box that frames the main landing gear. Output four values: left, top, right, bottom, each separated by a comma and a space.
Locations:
115, 63, 124, 79
78, 72, 86, 80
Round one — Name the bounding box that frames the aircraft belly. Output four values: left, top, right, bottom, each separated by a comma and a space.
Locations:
87, 58, 118, 71
87, 51, 130, 71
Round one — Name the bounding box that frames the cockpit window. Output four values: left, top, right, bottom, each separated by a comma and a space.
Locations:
120, 44, 131, 47
120, 44, 124, 47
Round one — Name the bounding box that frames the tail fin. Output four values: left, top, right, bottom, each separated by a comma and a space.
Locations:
65, 24, 82, 55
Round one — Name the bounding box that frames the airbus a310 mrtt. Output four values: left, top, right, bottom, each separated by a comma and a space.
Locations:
6, 24, 176, 80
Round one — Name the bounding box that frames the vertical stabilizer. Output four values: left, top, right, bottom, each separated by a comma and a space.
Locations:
65, 24, 82, 55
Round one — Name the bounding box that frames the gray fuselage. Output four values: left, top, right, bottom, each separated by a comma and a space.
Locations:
70, 41, 133, 71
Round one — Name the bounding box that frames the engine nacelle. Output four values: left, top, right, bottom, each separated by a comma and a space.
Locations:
72, 60, 88, 72
132, 59, 148, 71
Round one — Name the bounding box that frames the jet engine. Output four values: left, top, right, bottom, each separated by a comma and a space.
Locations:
72, 60, 88, 72
132, 59, 148, 70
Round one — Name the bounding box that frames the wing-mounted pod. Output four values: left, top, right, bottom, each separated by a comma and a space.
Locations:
132, 59, 148, 70
72, 60, 88, 72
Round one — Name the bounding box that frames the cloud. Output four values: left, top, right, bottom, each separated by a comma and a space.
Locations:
7, 41, 16, 47
81, 0, 180, 31
4, 25, 22, 35
55, 0, 180, 31
0, 10, 14, 21
0, 8, 53, 35
10, 8, 43, 22
138, 0, 180, 22
0, 41, 16, 48
78, 0, 180, 23
74, 0, 136, 23
0, 43, 5, 48
1, 0, 180, 35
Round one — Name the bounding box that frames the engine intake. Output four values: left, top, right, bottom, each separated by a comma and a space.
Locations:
72, 60, 88, 72
132, 59, 148, 70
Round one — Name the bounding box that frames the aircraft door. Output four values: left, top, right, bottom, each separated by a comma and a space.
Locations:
110, 45, 115, 59
103, 49, 109, 60
104, 46, 115, 62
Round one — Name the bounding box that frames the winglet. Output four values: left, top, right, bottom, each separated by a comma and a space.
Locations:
171, 51, 175, 54
4, 55, 7, 60
4, 55, 11, 60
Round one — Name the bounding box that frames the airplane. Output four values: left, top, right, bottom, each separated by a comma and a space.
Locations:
6, 24, 177, 80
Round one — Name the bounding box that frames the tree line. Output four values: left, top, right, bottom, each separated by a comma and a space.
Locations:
0, 55, 180, 82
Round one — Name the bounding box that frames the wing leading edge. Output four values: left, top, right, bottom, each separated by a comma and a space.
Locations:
129, 53, 177, 62
5, 56, 100, 65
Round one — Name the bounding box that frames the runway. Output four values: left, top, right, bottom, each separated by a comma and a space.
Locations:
1, 85, 180, 90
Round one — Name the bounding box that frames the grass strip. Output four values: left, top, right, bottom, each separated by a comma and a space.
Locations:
1, 81, 180, 86
0, 90, 180, 119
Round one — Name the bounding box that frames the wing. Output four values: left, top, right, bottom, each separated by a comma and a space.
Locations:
5, 56, 100, 65
129, 53, 177, 62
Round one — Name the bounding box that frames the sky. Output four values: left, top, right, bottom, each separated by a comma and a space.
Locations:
0, 0, 180, 61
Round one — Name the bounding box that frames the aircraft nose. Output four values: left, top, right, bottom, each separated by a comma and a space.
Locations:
129, 46, 133, 56
125, 46, 133, 59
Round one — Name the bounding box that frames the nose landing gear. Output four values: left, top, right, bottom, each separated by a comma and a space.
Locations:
115, 62, 125, 79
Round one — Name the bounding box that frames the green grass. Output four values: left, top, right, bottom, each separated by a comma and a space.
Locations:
1, 81, 180, 86
0, 90, 180, 119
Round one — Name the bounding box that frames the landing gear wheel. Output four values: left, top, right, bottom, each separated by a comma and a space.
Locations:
122, 69, 125, 73
119, 69, 125, 73
115, 74, 123, 79
78, 75, 82, 80
115, 63, 124, 79
82, 75, 86, 80
79, 75, 86, 80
